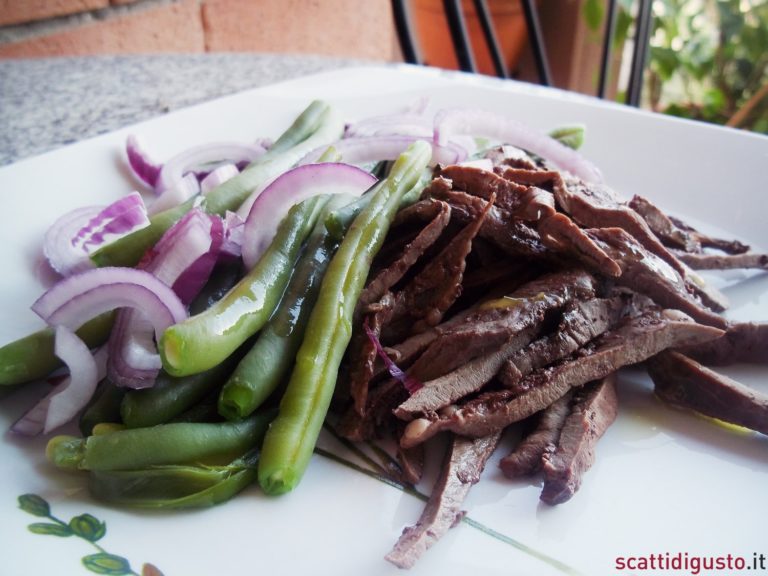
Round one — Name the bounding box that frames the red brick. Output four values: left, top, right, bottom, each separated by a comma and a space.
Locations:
0, 0, 205, 58
0, 0, 108, 26
202, 0, 399, 61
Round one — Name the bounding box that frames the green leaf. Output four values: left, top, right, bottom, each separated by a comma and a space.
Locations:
82, 553, 133, 575
548, 125, 585, 150
28, 522, 73, 537
582, 0, 604, 32
18, 494, 50, 517
650, 46, 679, 82
69, 513, 107, 542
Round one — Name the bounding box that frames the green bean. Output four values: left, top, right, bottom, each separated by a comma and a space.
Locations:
48, 409, 275, 472
121, 353, 240, 428
91, 101, 343, 268
0, 312, 114, 387
218, 194, 354, 421
79, 379, 125, 436
88, 450, 260, 509
159, 195, 329, 377
258, 141, 432, 495
189, 261, 244, 316
549, 125, 585, 150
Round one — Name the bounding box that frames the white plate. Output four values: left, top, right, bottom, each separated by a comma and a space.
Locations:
1, 66, 767, 576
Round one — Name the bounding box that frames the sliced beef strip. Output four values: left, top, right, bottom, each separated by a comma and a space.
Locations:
648, 351, 768, 436
359, 198, 451, 309
404, 268, 598, 383
674, 251, 768, 271
627, 195, 701, 252
668, 215, 750, 254
555, 176, 688, 277
679, 262, 729, 313
540, 374, 619, 505
383, 193, 492, 340
385, 431, 502, 570
348, 292, 397, 417
393, 323, 542, 420
586, 227, 728, 328
400, 308, 724, 447
424, 183, 554, 259
484, 145, 539, 170
337, 377, 407, 442
498, 295, 630, 391
676, 322, 768, 365
396, 430, 425, 486
439, 164, 557, 221
538, 213, 622, 277
499, 391, 573, 479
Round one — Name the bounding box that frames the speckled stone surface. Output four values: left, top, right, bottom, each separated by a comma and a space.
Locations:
0, 53, 384, 166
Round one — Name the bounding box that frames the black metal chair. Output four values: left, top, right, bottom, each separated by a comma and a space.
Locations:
392, 0, 654, 107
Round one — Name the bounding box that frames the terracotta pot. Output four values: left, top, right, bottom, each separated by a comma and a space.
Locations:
412, 0, 528, 75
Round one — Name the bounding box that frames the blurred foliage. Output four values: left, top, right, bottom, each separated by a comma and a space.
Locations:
583, 0, 768, 133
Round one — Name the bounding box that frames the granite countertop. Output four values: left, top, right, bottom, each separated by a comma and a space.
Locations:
0, 53, 383, 166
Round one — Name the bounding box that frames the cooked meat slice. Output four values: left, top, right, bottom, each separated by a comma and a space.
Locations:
668, 215, 750, 254
485, 145, 539, 170
555, 177, 687, 277
393, 324, 541, 419
680, 263, 729, 313
677, 322, 768, 365
648, 351, 768, 435
674, 251, 768, 271
396, 436, 425, 486
348, 292, 397, 416
439, 165, 557, 221
499, 296, 629, 390
538, 213, 622, 277
498, 167, 561, 190
499, 391, 572, 479
359, 198, 451, 308
385, 432, 502, 569
425, 184, 553, 259
337, 377, 407, 442
587, 227, 728, 328
627, 195, 701, 252
384, 193, 492, 339
540, 374, 618, 505
405, 269, 598, 382
401, 309, 724, 447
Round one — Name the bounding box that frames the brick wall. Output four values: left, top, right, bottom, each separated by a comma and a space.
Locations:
0, 0, 401, 60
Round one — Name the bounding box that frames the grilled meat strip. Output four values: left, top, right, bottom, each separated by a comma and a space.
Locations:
385, 432, 502, 569
627, 194, 701, 252
587, 227, 728, 328
677, 322, 768, 366
400, 309, 724, 447
499, 392, 572, 479
540, 374, 619, 505
648, 351, 768, 435
674, 251, 768, 271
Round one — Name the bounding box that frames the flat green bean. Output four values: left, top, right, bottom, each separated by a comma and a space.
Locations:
258, 141, 432, 495
159, 195, 329, 377
218, 194, 354, 421
0, 312, 114, 386
48, 409, 275, 471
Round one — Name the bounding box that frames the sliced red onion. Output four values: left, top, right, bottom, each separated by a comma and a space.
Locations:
32, 267, 187, 339
220, 211, 245, 260
43, 193, 150, 277
155, 141, 266, 190
72, 191, 150, 252
108, 210, 223, 388
201, 163, 239, 195
126, 134, 162, 189
345, 113, 432, 138
149, 173, 200, 215
241, 163, 377, 269
299, 136, 464, 168
433, 108, 603, 183
363, 319, 422, 395
43, 206, 100, 276
11, 327, 102, 435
